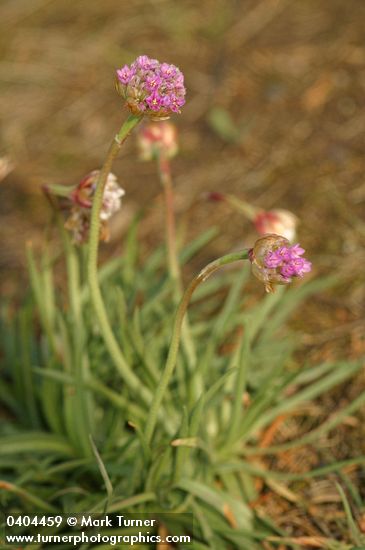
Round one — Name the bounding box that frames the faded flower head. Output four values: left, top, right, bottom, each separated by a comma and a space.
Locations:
116, 55, 186, 119
137, 121, 178, 161
0, 156, 14, 181
71, 170, 125, 220
65, 170, 125, 244
254, 209, 298, 242
249, 234, 312, 293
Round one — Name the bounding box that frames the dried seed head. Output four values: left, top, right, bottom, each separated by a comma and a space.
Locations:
71, 170, 125, 220
65, 171, 124, 244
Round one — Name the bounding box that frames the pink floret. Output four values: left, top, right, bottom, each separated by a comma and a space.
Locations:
116, 65, 132, 84
264, 244, 311, 281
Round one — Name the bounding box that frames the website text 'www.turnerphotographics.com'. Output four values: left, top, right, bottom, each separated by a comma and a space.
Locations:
1, 513, 193, 546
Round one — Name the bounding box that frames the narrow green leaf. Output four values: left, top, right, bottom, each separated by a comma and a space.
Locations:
0, 480, 58, 512
177, 478, 252, 530
218, 457, 365, 481
0, 433, 75, 457
336, 483, 365, 546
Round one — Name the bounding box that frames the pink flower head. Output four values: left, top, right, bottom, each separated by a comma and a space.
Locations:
249, 234, 312, 293
254, 209, 298, 242
137, 121, 178, 161
116, 55, 186, 119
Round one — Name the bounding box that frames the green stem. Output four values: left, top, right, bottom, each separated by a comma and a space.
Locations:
144, 249, 250, 445
67, 243, 93, 456
87, 114, 152, 404
157, 152, 180, 283
156, 151, 197, 374
223, 193, 260, 220
51, 209, 91, 454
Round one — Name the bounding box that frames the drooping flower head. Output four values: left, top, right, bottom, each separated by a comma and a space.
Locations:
137, 121, 178, 161
254, 209, 298, 242
116, 55, 186, 119
65, 170, 125, 244
249, 234, 312, 293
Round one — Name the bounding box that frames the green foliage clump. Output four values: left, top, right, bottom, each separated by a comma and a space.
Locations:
0, 224, 364, 549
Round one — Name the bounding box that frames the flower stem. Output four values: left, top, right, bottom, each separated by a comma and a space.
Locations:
144, 249, 250, 445
209, 192, 260, 220
224, 194, 260, 220
87, 114, 151, 402
156, 151, 196, 371
157, 152, 180, 283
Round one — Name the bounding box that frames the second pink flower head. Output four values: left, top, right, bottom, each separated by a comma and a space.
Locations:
250, 234, 312, 293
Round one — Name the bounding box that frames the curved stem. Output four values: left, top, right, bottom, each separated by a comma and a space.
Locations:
144, 249, 250, 445
87, 114, 151, 403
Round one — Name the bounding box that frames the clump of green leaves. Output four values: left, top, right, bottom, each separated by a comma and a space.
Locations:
0, 222, 364, 549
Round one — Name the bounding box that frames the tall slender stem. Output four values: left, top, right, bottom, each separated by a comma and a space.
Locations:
157, 153, 180, 283
144, 249, 250, 445
224, 194, 260, 220
87, 114, 153, 404
156, 151, 196, 371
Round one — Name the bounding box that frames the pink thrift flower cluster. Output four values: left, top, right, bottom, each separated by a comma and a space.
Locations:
116, 55, 186, 119
250, 234, 312, 292
264, 244, 312, 281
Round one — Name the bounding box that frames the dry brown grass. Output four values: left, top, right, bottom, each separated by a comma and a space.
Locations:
1, 0, 365, 545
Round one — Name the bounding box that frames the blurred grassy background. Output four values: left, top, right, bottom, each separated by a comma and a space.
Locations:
1, 0, 365, 541
1, 0, 364, 355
